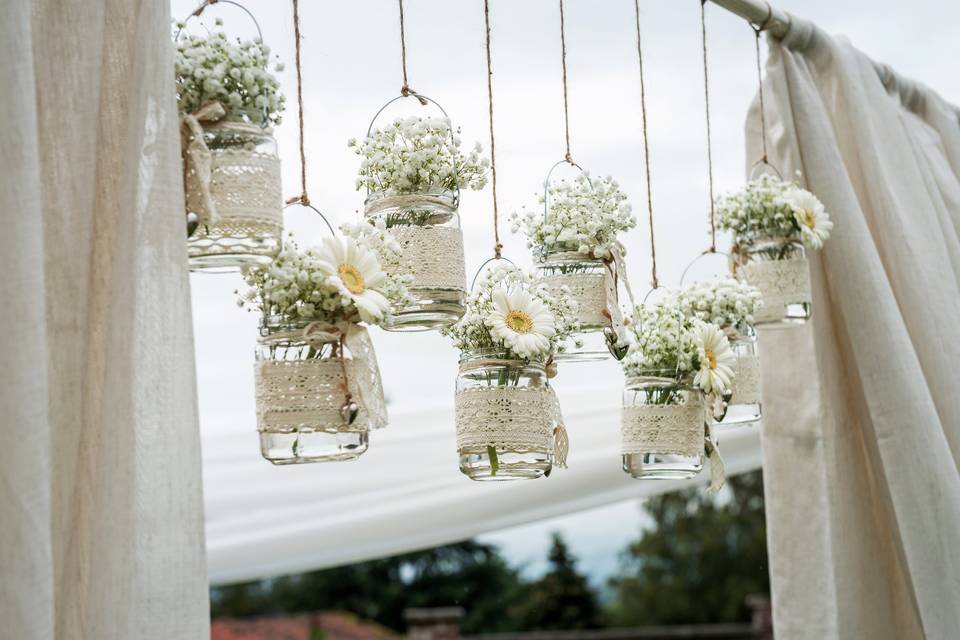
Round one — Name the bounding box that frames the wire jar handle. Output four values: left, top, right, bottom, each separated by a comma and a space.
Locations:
283, 201, 336, 237
469, 256, 517, 291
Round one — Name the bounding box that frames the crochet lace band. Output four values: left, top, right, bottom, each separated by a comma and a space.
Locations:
455, 385, 560, 453
743, 258, 811, 323
254, 328, 387, 434
730, 353, 761, 405
621, 402, 705, 457
390, 226, 467, 292
544, 272, 607, 328
185, 147, 283, 229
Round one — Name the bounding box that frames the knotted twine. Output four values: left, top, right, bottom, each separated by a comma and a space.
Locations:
180, 100, 228, 225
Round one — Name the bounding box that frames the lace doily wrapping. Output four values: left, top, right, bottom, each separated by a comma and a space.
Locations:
545, 272, 607, 328
186, 148, 283, 230
621, 402, 705, 457
389, 226, 467, 292
455, 386, 557, 453
255, 332, 387, 434
743, 258, 811, 323
730, 353, 761, 405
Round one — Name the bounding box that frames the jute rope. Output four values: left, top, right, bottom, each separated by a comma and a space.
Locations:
633, 0, 658, 289
700, 0, 717, 253
286, 0, 310, 206
750, 0, 774, 164
558, 0, 574, 164
397, 0, 427, 104
483, 0, 503, 259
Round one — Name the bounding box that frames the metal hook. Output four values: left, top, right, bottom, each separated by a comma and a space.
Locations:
469, 256, 517, 291
283, 201, 336, 236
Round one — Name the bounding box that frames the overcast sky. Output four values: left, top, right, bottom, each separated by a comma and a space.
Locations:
173, 0, 960, 584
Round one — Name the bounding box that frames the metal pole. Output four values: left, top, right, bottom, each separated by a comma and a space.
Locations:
709, 0, 791, 38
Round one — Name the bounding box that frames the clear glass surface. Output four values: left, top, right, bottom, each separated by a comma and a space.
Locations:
537, 252, 611, 362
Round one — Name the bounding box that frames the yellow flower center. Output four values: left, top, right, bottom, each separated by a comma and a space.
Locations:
505, 309, 533, 333
338, 263, 365, 294
705, 349, 717, 370
801, 208, 816, 229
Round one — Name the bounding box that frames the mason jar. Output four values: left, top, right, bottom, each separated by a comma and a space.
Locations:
454, 350, 555, 481
365, 188, 466, 331
621, 372, 704, 479
737, 238, 811, 326
720, 323, 762, 426
186, 122, 282, 272
537, 251, 609, 361
254, 317, 372, 464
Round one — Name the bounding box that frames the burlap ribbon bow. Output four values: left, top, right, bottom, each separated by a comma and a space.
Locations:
181, 100, 227, 226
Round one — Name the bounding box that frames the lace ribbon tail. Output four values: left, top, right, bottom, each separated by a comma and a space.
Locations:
549, 387, 569, 468
343, 325, 388, 429
602, 245, 633, 360
180, 101, 227, 226
704, 422, 725, 493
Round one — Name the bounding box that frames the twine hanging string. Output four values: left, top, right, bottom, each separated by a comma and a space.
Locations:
633, 0, 657, 289
397, 0, 428, 105
285, 0, 310, 206
699, 0, 717, 253
558, 0, 574, 164
483, 0, 503, 259
750, 1, 774, 164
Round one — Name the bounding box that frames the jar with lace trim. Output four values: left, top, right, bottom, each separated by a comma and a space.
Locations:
254, 317, 382, 464
365, 189, 466, 331
621, 371, 704, 479
186, 123, 282, 272
537, 252, 610, 361
736, 238, 811, 326
721, 323, 761, 425
455, 350, 555, 481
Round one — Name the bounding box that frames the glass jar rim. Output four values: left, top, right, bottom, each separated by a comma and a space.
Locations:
364, 187, 457, 208
458, 348, 546, 367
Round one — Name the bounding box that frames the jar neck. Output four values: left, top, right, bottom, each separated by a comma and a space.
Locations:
459, 349, 545, 369
624, 370, 692, 386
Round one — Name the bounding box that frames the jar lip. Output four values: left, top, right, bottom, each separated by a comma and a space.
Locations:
536, 249, 604, 264
458, 348, 546, 367
364, 187, 457, 208
739, 235, 802, 249
259, 314, 350, 337
624, 370, 692, 384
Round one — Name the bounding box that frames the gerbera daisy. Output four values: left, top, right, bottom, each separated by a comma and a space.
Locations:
487, 286, 556, 359
784, 187, 833, 249
315, 236, 391, 324
693, 323, 736, 394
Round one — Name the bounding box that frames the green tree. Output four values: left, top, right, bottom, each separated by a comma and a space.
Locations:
210, 540, 525, 634
512, 533, 602, 630
607, 470, 769, 625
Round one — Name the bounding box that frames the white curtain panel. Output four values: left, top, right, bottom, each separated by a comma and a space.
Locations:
204, 385, 762, 584
0, 1, 209, 638
750, 16, 960, 639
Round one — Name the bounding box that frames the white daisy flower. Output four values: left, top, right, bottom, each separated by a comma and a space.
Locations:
486, 286, 556, 359
315, 236, 391, 324
693, 323, 736, 394
783, 188, 833, 249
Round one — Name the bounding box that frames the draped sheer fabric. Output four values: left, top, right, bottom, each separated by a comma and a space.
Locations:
0, 1, 209, 637
750, 16, 960, 639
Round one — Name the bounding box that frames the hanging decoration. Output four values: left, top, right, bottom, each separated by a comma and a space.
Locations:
440, 0, 577, 482
512, 0, 636, 362
175, 0, 285, 272
617, 0, 728, 490
349, 0, 489, 331
718, 6, 835, 326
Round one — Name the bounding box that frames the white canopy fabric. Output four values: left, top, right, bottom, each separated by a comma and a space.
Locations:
203, 384, 762, 585
750, 15, 960, 639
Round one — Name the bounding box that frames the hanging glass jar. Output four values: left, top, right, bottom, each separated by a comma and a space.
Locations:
621, 371, 705, 479
185, 122, 283, 271
254, 317, 387, 464
722, 323, 762, 425
365, 188, 466, 330
735, 238, 811, 326
537, 252, 610, 361
454, 350, 557, 481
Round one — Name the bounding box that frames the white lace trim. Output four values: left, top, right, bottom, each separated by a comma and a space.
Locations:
186, 148, 283, 227
730, 353, 761, 405
621, 402, 704, 456
455, 386, 557, 453
390, 226, 466, 292
255, 335, 387, 434
545, 272, 607, 328
743, 258, 811, 323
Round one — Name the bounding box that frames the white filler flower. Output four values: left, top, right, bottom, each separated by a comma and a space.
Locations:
693, 323, 736, 394
487, 287, 556, 359
783, 188, 834, 249
316, 236, 391, 324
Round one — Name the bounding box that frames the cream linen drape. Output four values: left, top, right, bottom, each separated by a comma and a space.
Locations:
0, 1, 209, 638
750, 16, 960, 639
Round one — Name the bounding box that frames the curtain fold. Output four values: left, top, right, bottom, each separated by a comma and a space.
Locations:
750, 16, 960, 639
0, 1, 210, 638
